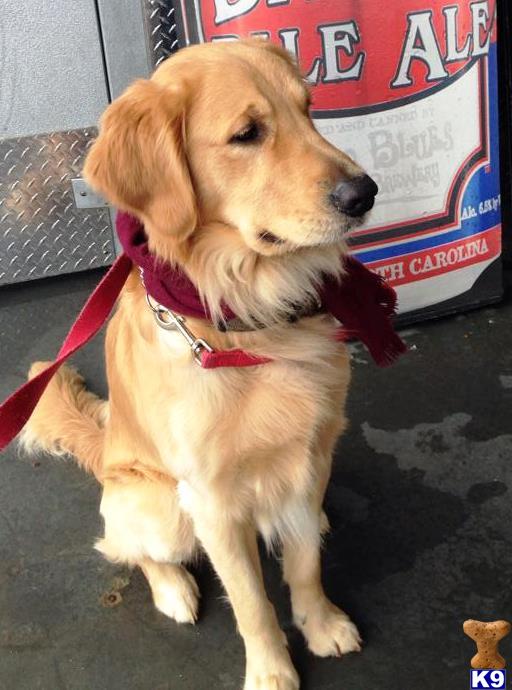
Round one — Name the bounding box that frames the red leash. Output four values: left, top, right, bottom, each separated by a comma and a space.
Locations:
0, 255, 130, 450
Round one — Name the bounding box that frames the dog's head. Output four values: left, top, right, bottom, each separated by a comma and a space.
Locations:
84, 40, 377, 324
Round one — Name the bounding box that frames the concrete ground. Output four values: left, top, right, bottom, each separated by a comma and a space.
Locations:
0, 268, 511, 690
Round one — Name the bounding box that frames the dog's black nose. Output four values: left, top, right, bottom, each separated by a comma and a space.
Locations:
329, 175, 378, 217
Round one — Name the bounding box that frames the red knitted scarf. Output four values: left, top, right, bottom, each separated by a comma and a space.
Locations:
116, 211, 406, 366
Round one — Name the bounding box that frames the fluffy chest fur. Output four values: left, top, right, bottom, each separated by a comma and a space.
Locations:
104, 285, 350, 531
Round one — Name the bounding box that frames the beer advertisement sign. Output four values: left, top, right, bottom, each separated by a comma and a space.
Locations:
174, 0, 502, 317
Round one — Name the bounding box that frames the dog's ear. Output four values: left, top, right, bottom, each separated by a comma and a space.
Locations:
84, 79, 196, 240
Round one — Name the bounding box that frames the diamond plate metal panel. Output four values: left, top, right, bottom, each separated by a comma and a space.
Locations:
0, 128, 115, 285
144, 0, 179, 67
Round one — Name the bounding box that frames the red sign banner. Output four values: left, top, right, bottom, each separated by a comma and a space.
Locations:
369, 225, 501, 287
186, 0, 497, 115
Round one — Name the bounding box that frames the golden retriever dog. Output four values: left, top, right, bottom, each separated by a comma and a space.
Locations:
22, 40, 379, 689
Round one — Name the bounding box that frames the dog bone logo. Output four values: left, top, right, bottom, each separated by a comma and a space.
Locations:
464, 620, 511, 670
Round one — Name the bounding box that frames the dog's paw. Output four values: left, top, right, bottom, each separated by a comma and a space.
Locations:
244, 643, 299, 690
152, 567, 200, 624
297, 601, 362, 658
244, 667, 299, 690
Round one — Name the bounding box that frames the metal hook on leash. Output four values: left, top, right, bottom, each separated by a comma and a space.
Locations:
141, 270, 213, 366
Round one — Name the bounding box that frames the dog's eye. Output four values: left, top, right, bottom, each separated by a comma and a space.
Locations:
229, 122, 261, 145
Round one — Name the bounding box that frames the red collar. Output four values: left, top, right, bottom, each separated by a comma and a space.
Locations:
0, 212, 406, 451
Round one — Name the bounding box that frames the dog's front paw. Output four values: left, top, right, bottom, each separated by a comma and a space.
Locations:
297, 600, 362, 658
244, 668, 299, 690
244, 648, 299, 690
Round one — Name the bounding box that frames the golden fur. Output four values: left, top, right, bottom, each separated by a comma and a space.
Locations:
22, 40, 371, 689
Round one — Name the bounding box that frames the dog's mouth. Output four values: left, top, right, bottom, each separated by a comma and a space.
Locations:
258, 229, 286, 245
256, 214, 363, 252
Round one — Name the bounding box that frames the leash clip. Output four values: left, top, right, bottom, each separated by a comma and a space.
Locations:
144, 287, 213, 366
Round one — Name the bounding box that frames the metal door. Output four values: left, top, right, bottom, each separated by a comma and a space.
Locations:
0, 0, 181, 286
0, 0, 116, 285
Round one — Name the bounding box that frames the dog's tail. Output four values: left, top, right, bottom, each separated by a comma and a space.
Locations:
20, 362, 107, 479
